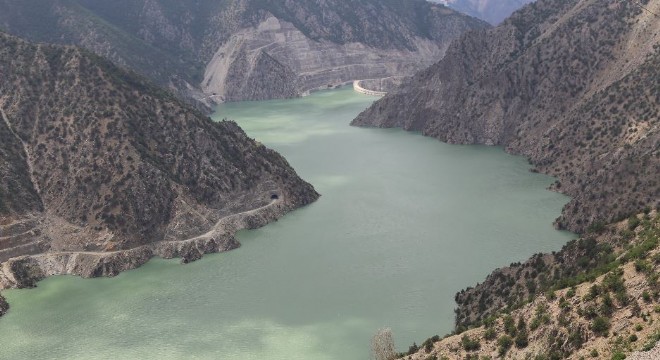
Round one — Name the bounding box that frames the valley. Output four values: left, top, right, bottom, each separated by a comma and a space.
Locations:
0, 0, 657, 358
0, 88, 573, 359
0, 0, 488, 104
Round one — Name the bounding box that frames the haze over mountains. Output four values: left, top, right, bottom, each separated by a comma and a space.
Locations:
434, 0, 535, 24
0, 0, 487, 103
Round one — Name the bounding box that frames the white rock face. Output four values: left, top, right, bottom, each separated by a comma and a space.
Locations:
203, 16, 448, 102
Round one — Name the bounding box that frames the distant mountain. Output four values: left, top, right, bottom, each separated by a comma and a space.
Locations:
433, 0, 535, 24
353, 0, 660, 233
0, 31, 318, 294
0, 0, 488, 103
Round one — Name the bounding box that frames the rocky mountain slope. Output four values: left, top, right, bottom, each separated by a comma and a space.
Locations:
402, 212, 660, 359
433, 0, 535, 24
0, 0, 488, 103
353, 0, 660, 234
0, 31, 318, 313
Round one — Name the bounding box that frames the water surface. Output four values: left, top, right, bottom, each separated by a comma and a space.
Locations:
0, 88, 573, 359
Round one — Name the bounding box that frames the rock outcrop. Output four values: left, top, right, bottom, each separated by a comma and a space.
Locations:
353, 0, 660, 233
203, 15, 445, 102
0, 32, 318, 311
0, 0, 489, 103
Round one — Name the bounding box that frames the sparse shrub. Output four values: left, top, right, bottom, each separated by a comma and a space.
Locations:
634, 259, 650, 273
497, 335, 513, 356
642, 291, 651, 302
585, 285, 601, 301
588, 221, 606, 234
503, 315, 517, 336
628, 215, 641, 230
592, 316, 610, 336
601, 293, 614, 316
567, 287, 576, 298
483, 316, 496, 329
483, 328, 496, 341
461, 335, 481, 351
422, 336, 440, 353
611, 351, 626, 360
514, 329, 529, 349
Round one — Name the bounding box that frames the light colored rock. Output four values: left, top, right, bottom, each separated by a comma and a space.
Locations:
628, 343, 660, 360
203, 16, 447, 102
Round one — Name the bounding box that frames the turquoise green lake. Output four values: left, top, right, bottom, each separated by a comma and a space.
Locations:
0, 87, 574, 359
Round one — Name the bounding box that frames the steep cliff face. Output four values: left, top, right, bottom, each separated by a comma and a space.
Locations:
353, 0, 660, 233
0, 32, 318, 291
434, 0, 535, 24
0, 0, 489, 103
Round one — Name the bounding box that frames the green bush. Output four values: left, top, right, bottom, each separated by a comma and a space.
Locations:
503, 315, 517, 336
642, 291, 651, 302
600, 293, 614, 316
567, 287, 576, 298
515, 330, 529, 348
483, 328, 496, 341
421, 336, 440, 353
497, 335, 513, 356
592, 316, 610, 336
611, 351, 626, 360
634, 259, 651, 273
461, 335, 481, 351
628, 215, 641, 230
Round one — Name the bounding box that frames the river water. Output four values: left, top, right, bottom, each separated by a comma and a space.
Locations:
0, 88, 573, 359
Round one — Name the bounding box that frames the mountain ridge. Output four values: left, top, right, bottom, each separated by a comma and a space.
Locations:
353, 0, 660, 234
0, 0, 489, 103
0, 31, 318, 311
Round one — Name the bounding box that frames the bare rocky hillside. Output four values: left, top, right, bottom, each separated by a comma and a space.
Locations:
0, 32, 318, 313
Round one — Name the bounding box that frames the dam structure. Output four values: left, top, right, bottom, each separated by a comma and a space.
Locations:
353, 76, 405, 96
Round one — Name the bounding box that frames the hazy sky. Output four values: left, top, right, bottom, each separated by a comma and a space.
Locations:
430, 0, 535, 24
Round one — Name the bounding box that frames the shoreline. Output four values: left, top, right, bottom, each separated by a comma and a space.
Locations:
0, 195, 305, 315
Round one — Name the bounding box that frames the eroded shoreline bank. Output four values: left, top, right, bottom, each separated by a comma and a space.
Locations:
0, 194, 312, 316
